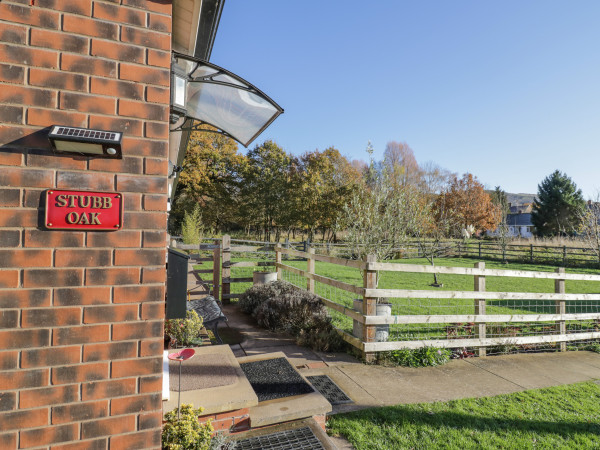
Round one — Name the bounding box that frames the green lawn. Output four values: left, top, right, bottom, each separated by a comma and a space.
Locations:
327, 381, 600, 449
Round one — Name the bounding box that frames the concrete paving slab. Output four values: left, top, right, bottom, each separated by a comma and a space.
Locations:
243, 345, 325, 368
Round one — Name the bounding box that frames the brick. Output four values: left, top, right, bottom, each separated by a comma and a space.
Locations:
0, 328, 49, 350
90, 77, 143, 100
124, 211, 167, 230
111, 392, 161, 416
144, 195, 168, 212
30, 68, 88, 91
91, 39, 145, 64
52, 400, 108, 424
52, 362, 109, 385
0, 42, 59, 69
122, 137, 168, 158
0, 392, 16, 412
82, 414, 136, 439
0, 125, 26, 143
63, 15, 118, 40
0, 84, 57, 107
147, 49, 170, 69
0, 270, 18, 288
0, 105, 23, 124
62, 53, 117, 77
60, 92, 116, 115
0, 188, 20, 206
0, 63, 25, 84
142, 227, 167, 245
0, 368, 49, 389
114, 248, 165, 266
119, 99, 168, 121
56, 171, 114, 191
145, 121, 169, 139
117, 174, 166, 193
0, 289, 50, 308
31, 28, 89, 53
210, 417, 233, 432
82, 378, 137, 401
0, 22, 27, 44
0, 249, 51, 268
0, 351, 18, 370
22, 307, 82, 328
27, 150, 88, 170
0, 230, 20, 247
120, 63, 169, 86
83, 304, 138, 324
0, 167, 53, 188
88, 159, 142, 178
0, 149, 24, 166
113, 285, 164, 304
28, 108, 87, 128
0, 3, 59, 29
54, 287, 111, 306
141, 302, 163, 320
109, 429, 161, 449
85, 267, 140, 286
22, 346, 81, 368
0, 209, 38, 227
0, 310, 18, 328
112, 321, 162, 341
24, 229, 85, 247
20, 384, 79, 409
93, 2, 146, 26
146, 85, 169, 103
87, 230, 141, 248
23, 189, 44, 207
149, 13, 171, 32
89, 115, 143, 136
124, 192, 142, 210
35, 0, 93, 16
139, 375, 162, 393
139, 411, 162, 430
111, 357, 162, 378
23, 269, 83, 288
140, 338, 163, 356
52, 324, 110, 345
51, 438, 108, 450
55, 249, 112, 267
83, 341, 137, 362
144, 158, 168, 176
123, 0, 171, 14
121, 25, 170, 51
141, 266, 165, 284
0, 408, 48, 432
20, 424, 79, 448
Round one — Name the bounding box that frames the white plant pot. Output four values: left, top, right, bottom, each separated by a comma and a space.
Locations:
353, 299, 392, 342
253, 271, 277, 285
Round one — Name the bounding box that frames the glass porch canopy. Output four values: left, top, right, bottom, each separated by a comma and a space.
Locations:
171, 51, 284, 147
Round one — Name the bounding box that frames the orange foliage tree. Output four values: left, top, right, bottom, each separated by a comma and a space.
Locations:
434, 173, 499, 237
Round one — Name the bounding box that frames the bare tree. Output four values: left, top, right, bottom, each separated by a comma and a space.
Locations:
420, 160, 455, 195
383, 141, 421, 188
579, 195, 600, 266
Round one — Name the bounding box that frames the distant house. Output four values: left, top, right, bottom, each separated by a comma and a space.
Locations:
488, 203, 536, 238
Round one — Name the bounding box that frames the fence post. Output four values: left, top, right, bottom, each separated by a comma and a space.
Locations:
563, 245, 567, 266
275, 245, 282, 280
221, 235, 230, 304
307, 248, 315, 293
212, 238, 221, 302
362, 254, 378, 363
479, 242, 482, 259
555, 267, 566, 352
474, 261, 486, 357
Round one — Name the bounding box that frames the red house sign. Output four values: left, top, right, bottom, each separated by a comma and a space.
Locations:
45, 189, 123, 231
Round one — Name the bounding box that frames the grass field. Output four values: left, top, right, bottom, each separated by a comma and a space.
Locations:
327, 381, 600, 449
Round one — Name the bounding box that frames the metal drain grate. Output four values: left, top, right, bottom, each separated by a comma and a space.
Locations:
306, 375, 353, 405
234, 426, 324, 450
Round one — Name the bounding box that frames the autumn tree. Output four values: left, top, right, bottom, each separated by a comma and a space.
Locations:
531, 170, 586, 236
434, 173, 499, 237
383, 141, 421, 188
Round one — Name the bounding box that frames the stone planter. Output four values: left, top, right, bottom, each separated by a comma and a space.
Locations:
253, 271, 277, 285
353, 299, 392, 342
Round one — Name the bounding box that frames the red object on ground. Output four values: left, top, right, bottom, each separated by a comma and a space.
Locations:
168, 348, 195, 361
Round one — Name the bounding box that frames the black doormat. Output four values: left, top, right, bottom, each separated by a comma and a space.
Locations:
234, 426, 324, 450
306, 375, 353, 405
239, 357, 314, 402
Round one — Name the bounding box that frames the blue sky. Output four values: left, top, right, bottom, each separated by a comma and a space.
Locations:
211, 1, 600, 198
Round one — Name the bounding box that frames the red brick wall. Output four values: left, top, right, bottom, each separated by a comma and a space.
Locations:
0, 1, 172, 448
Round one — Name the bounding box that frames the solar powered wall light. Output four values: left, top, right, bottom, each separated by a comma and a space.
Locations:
48, 125, 123, 159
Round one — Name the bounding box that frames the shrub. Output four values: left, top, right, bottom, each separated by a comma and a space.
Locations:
239, 281, 345, 352
165, 310, 204, 347
383, 346, 452, 367
162, 404, 213, 450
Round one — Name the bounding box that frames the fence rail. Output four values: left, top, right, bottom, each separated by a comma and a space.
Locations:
275, 245, 600, 360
